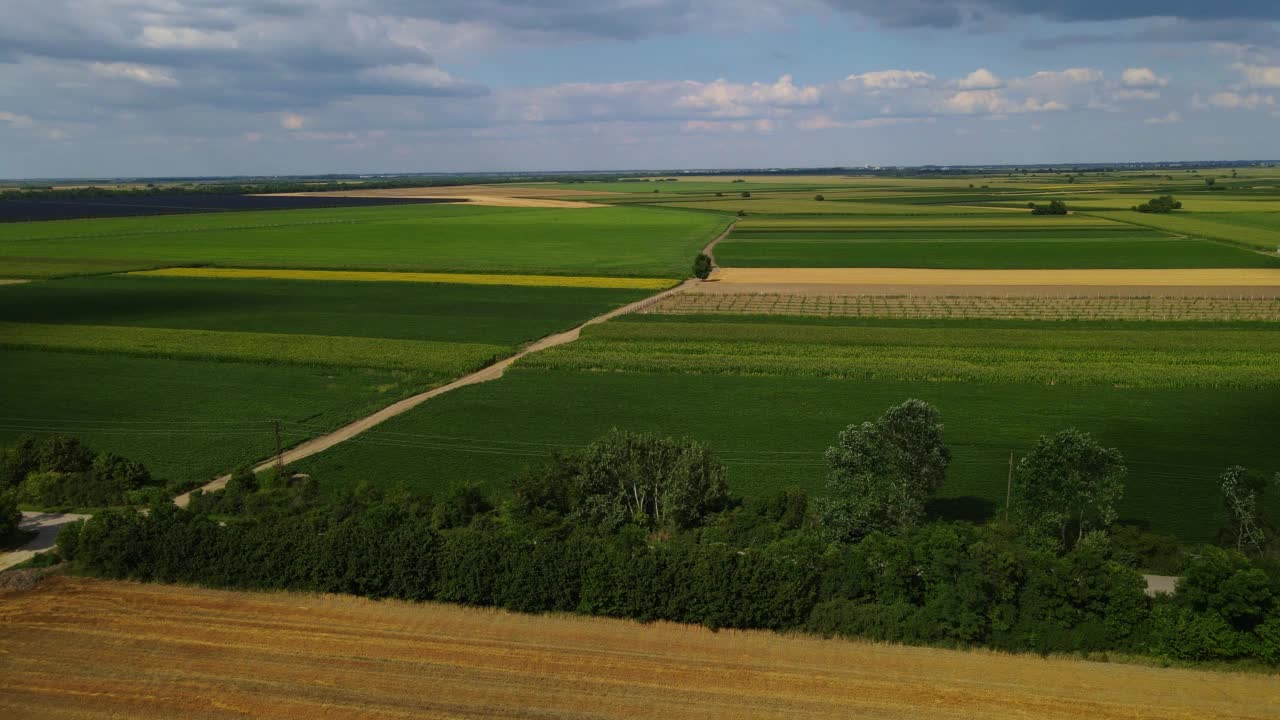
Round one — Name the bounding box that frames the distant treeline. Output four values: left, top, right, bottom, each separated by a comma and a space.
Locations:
56, 406, 1280, 667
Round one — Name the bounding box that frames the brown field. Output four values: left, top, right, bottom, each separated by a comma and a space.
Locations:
649, 292, 1280, 321
711, 267, 1280, 288
2, 577, 1277, 720
261, 184, 611, 208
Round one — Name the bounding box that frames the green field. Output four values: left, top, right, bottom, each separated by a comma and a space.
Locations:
1091, 211, 1280, 251
0, 203, 729, 278
714, 237, 1277, 268
0, 275, 651, 345
0, 349, 437, 483
292, 366, 1277, 542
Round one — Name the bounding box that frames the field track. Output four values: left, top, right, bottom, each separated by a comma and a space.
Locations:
2, 577, 1276, 720
711, 267, 1280, 287
173, 222, 737, 504
0, 279, 28, 285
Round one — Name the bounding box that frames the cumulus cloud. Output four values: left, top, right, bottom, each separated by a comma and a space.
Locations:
1232, 63, 1280, 87
0, 111, 35, 128
676, 75, 821, 117
845, 70, 935, 90
958, 69, 1002, 90
1121, 67, 1168, 88
280, 113, 306, 130
1206, 91, 1276, 109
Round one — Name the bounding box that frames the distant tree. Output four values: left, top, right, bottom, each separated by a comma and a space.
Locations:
1205, 178, 1216, 188
819, 400, 950, 542
740, 191, 751, 198
1232, 169, 1238, 179
693, 253, 713, 280
813, 194, 825, 201
1030, 200, 1068, 216
1134, 195, 1181, 213
1219, 466, 1267, 555
1067, 175, 1075, 184
1014, 429, 1126, 549
736, 209, 747, 217
715, 192, 724, 197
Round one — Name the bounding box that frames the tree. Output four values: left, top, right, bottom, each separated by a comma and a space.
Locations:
1219, 466, 1266, 555
560, 430, 728, 529
0, 489, 21, 542
1205, 178, 1216, 188
819, 399, 950, 542
1030, 200, 1068, 216
692, 253, 713, 280
1134, 195, 1181, 213
740, 191, 751, 198
813, 194, 825, 201
1013, 429, 1126, 549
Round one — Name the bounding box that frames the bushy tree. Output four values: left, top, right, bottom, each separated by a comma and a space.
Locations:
1030, 200, 1068, 215
0, 489, 22, 542
537, 430, 729, 529
813, 194, 825, 201
1014, 429, 1125, 550
740, 190, 751, 198
692, 253, 713, 279
1133, 195, 1181, 213
819, 399, 951, 542
1219, 466, 1267, 555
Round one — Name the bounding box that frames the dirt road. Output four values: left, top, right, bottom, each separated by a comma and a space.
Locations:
2, 577, 1275, 720
0, 512, 89, 571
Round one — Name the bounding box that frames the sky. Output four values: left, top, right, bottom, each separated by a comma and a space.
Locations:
1, 1, 1279, 178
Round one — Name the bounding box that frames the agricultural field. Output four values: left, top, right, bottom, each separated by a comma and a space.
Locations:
0, 193, 459, 223
0, 202, 728, 279
5, 577, 1275, 720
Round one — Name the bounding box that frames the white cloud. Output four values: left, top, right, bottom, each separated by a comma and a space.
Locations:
1113, 89, 1160, 101
1026, 68, 1103, 84
846, 69, 935, 90
140, 25, 239, 50
1144, 111, 1181, 125
280, 113, 306, 130
1232, 63, 1280, 88
89, 62, 179, 87
0, 111, 35, 128
939, 90, 1065, 114
1121, 68, 1168, 88
1208, 91, 1276, 109
958, 68, 1002, 90
674, 74, 820, 117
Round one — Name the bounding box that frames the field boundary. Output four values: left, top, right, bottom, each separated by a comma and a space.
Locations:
175, 223, 741, 504
129, 267, 678, 290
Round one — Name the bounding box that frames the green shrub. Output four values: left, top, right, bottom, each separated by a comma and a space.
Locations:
693, 253, 713, 280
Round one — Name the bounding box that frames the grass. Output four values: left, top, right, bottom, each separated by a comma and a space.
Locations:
130, 267, 677, 290
7, 577, 1273, 720
0, 321, 506, 374
293, 367, 1278, 542
0, 275, 652, 345
0, 203, 730, 278
520, 320, 1280, 389
714, 238, 1280, 269
0, 349, 441, 482
1091, 211, 1280, 251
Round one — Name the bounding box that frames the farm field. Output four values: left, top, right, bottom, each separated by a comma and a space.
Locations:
0, 193, 460, 223
0, 203, 729, 278
294, 364, 1278, 542
5, 577, 1275, 720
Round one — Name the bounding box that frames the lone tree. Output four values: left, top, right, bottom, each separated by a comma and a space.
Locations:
692, 253, 713, 280
1013, 429, 1126, 549
1133, 195, 1181, 213
819, 399, 950, 542
1030, 200, 1068, 216
813, 194, 825, 201
740, 190, 751, 198
1205, 177, 1216, 189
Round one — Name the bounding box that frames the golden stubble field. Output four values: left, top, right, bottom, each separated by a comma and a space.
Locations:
1, 577, 1277, 720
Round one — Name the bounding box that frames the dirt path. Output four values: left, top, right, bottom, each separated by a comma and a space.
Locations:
701, 219, 736, 268
0, 279, 30, 286
174, 275, 711, 506
0, 512, 90, 571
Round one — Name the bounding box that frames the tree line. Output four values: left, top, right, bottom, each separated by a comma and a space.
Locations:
39, 401, 1280, 665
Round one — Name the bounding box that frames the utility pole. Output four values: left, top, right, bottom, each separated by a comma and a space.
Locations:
273, 419, 284, 477
1005, 452, 1014, 522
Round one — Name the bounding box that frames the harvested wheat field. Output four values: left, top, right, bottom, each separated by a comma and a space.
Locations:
651, 292, 1280, 321
712, 267, 1280, 288
261, 184, 610, 208
2, 578, 1277, 720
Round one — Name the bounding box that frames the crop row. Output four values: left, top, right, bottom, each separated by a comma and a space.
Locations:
521, 336, 1280, 389
648, 294, 1280, 322
0, 321, 506, 375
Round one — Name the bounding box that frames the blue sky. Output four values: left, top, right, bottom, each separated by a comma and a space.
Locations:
1, 1, 1278, 177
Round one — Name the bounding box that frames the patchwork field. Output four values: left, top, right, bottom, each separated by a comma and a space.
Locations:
0, 203, 729, 278
5, 577, 1275, 720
